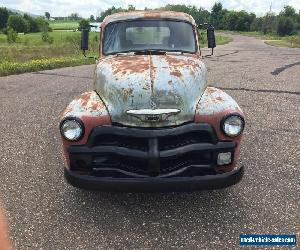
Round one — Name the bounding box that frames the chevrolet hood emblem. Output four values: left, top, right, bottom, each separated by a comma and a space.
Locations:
126, 109, 180, 122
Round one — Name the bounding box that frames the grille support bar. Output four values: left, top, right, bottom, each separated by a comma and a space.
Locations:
148, 138, 160, 176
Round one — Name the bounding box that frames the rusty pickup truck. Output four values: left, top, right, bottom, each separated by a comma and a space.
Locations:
59, 11, 245, 191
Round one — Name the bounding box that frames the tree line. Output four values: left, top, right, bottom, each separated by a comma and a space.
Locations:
0, 8, 53, 43
1, 3, 299, 37
97, 3, 300, 36
0, 7, 51, 33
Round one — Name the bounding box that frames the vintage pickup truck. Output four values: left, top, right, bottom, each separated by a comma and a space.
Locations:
59, 11, 245, 191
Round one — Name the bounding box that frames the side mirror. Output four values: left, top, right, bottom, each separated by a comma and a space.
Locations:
207, 25, 216, 55
81, 29, 89, 52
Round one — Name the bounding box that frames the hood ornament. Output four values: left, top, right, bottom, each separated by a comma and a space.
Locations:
126, 109, 180, 122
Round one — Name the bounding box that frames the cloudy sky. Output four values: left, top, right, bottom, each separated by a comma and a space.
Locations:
1, 0, 300, 17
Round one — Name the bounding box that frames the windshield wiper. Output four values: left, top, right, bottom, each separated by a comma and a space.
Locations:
109, 49, 195, 56
109, 52, 135, 56
134, 50, 167, 55
133, 49, 196, 55
169, 50, 195, 55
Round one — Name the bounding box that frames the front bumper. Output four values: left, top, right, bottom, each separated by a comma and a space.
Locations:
65, 166, 244, 192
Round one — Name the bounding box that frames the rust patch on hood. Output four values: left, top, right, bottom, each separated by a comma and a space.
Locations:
195, 87, 243, 117
121, 87, 134, 102
62, 91, 108, 118
111, 56, 149, 76
170, 70, 182, 78
164, 55, 200, 79
77, 92, 92, 106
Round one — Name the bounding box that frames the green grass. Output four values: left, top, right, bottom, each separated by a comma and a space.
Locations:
49, 21, 79, 30
0, 31, 99, 46
264, 35, 300, 48
218, 30, 279, 39
215, 35, 233, 45
198, 30, 233, 47
0, 31, 99, 76
239, 31, 300, 48
0, 56, 94, 76
219, 30, 300, 48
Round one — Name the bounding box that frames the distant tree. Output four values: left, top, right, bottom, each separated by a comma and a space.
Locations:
127, 5, 135, 11
194, 7, 210, 26
45, 12, 50, 20
78, 19, 90, 31
233, 11, 255, 31
97, 6, 117, 22
23, 14, 39, 32
261, 13, 277, 34
69, 13, 80, 21
90, 15, 95, 22
297, 11, 300, 31
224, 11, 239, 30
7, 15, 29, 33
163, 4, 192, 14
277, 16, 295, 36
36, 17, 50, 32
0, 7, 9, 30
279, 6, 298, 34
211, 2, 224, 29
250, 17, 263, 31
97, 5, 136, 21
162, 4, 210, 25
280, 6, 296, 18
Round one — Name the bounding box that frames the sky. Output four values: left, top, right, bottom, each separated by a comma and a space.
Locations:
1, 0, 300, 18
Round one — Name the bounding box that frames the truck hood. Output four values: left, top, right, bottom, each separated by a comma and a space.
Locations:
94, 54, 207, 127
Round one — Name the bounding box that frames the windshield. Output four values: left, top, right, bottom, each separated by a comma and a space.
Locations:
103, 20, 197, 55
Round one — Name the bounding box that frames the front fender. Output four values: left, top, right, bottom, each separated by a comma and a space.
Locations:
195, 87, 245, 172
60, 91, 111, 166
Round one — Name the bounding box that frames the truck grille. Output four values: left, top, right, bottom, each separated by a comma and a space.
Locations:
69, 123, 235, 178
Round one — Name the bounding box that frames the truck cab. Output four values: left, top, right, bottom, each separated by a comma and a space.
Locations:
60, 11, 245, 191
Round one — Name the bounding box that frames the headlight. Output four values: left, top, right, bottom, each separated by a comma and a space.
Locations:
221, 114, 244, 137
60, 118, 84, 141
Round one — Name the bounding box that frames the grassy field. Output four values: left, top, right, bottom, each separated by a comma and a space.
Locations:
0, 29, 232, 76
247, 32, 300, 48
49, 21, 79, 30
214, 35, 233, 45
264, 37, 300, 48
0, 31, 97, 47
0, 31, 99, 76
198, 30, 233, 47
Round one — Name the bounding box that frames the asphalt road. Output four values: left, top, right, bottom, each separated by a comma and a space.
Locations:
0, 34, 299, 249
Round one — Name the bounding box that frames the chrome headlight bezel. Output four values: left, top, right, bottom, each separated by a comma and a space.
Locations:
60, 117, 85, 142
221, 113, 245, 137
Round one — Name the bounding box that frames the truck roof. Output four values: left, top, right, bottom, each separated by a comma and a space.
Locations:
102, 11, 196, 27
